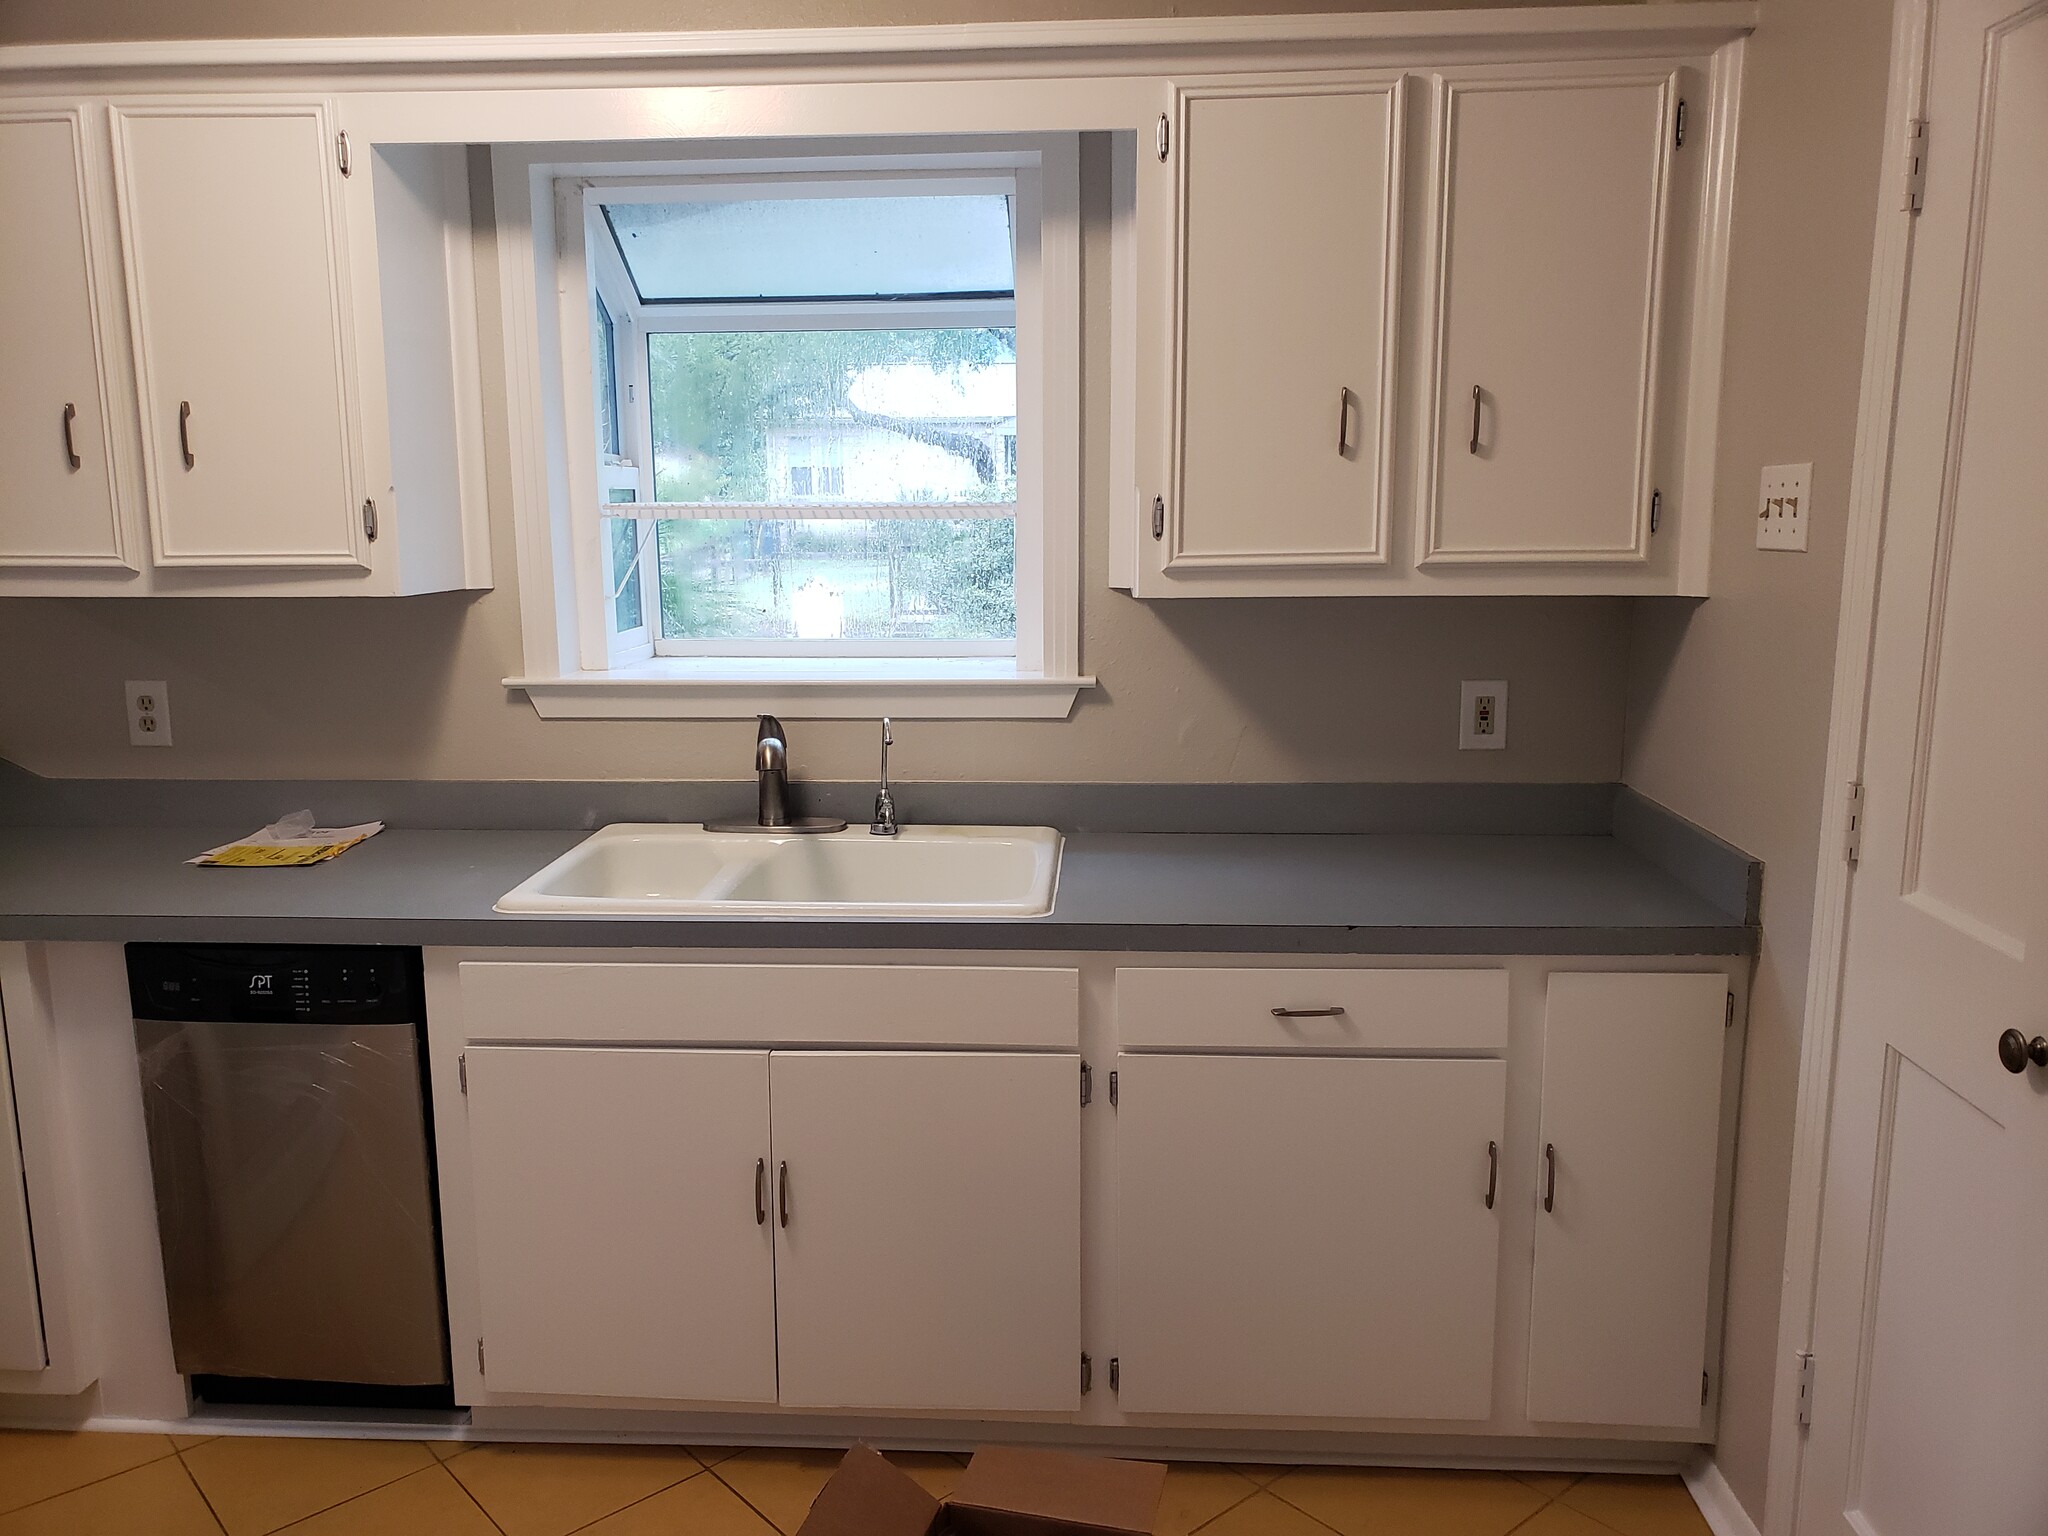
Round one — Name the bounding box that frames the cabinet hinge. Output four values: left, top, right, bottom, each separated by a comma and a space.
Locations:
1081, 1353, 1093, 1395
1156, 113, 1170, 161
337, 130, 351, 177
477, 1338, 486, 1375
1795, 1351, 1815, 1428
1108, 1069, 1118, 1108
1080, 1060, 1093, 1108
1902, 118, 1928, 213
1108, 1356, 1120, 1394
362, 498, 379, 543
1674, 99, 1688, 149
1151, 495, 1165, 541
1844, 781, 1865, 865
457, 1051, 468, 1096
1649, 489, 1662, 536
1725, 992, 1736, 1029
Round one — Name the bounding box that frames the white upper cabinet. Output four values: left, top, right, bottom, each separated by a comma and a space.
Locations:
0, 109, 132, 575
1526, 972, 1730, 1431
112, 101, 365, 571
1164, 77, 1403, 578
1418, 71, 1678, 568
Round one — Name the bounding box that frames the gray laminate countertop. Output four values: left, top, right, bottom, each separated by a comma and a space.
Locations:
0, 824, 1753, 955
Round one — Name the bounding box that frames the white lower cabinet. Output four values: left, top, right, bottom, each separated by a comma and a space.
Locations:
1114, 1054, 1507, 1420
770, 1051, 1080, 1413
464, 1046, 777, 1404
0, 992, 47, 1373
461, 1043, 1079, 1412
1526, 972, 1729, 1430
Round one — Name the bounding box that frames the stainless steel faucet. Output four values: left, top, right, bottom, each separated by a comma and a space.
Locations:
704, 713, 846, 833
870, 718, 899, 836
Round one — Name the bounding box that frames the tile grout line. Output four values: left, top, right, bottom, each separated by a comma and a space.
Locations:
1251, 1479, 1351, 1536
171, 1450, 231, 1536
553, 1460, 708, 1536
436, 1456, 513, 1536
0, 1442, 185, 1521
209, 1442, 452, 1536
1181, 1475, 1269, 1535
707, 1459, 806, 1536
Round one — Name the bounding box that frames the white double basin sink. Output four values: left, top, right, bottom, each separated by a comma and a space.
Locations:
496, 823, 1063, 919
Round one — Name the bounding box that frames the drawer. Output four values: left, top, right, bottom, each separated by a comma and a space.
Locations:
1116, 967, 1507, 1052
458, 962, 1079, 1050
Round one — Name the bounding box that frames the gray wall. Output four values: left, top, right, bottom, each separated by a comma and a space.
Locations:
0, 133, 1633, 786
1621, 0, 1893, 1518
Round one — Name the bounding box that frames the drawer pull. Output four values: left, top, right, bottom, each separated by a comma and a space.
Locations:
1270, 1005, 1346, 1020
1485, 1140, 1499, 1210
62, 403, 81, 470
178, 400, 195, 468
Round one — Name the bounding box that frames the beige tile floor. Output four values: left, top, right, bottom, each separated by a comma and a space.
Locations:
0, 1430, 1714, 1536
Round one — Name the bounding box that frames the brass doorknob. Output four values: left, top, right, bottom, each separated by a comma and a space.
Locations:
1998, 1029, 2048, 1073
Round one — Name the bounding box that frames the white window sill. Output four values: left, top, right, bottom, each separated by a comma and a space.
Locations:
506, 657, 1094, 720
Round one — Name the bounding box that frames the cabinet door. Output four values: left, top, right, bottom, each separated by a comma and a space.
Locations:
1168, 78, 1404, 575
112, 102, 364, 568
1420, 72, 1678, 564
0, 110, 128, 569
463, 1046, 776, 1404
1528, 972, 1727, 1429
0, 999, 46, 1372
1115, 1054, 1506, 1419
770, 1051, 1079, 1412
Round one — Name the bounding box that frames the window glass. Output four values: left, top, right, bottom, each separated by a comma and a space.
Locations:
602, 195, 1014, 302
592, 291, 620, 456
607, 494, 644, 633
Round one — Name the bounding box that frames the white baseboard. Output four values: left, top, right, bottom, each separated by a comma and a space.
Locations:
1685, 1457, 1764, 1536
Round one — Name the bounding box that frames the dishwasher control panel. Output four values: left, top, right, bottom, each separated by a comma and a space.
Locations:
126, 944, 423, 1024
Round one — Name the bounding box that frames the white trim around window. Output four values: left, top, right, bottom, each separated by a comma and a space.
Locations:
494, 131, 1089, 720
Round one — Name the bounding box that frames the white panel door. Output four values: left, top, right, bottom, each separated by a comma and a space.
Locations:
1168, 77, 1403, 574
463, 1046, 777, 1404
1421, 72, 1677, 564
0, 997, 46, 1373
770, 1051, 1080, 1412
112, 102, 364, 568
0, 110, 128, 569
1527, 971, 1727, 1429
1799, 2, 2048, 1531
1115, 1054, 1506, 1419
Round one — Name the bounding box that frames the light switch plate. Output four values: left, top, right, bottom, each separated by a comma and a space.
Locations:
125, 680, 172, 747
1758, 463, 1812, 551
1460, 680, 1507, 751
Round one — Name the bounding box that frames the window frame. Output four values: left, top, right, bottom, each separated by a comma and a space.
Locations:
502, 136, 1086, 720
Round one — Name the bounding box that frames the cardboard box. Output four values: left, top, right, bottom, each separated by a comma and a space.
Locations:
796, 1443, 1167, 1536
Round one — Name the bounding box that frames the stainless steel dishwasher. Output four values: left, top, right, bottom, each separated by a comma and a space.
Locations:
129, 944, 451, 1405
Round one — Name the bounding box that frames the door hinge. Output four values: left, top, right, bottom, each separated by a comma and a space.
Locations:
362, 498, 379, 543
1156, 113, 1170, 161
1674, 99, 1688, 149
457, 1051, 468, 1096
1108, 1069, 1118, 1108
1649, 488, 1663, 536
337, 130, 351, 177
1725, 992, 1736, 1029
477, 1338, 486, 1375
1080, 1060, 1093, 1107
1108, 1356, 1120, 1394
1795, 1351, 1815, 1428
1902, 118, 1928, 213
1081, 1353, 1093, 1395
1151, 494, 1165, 541
1844, 781, 1865, 865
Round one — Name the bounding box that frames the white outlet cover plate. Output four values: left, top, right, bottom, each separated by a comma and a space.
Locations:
125, 679, 172, 747
1460, 680, 1507, 751
1758, 462, 1812, 551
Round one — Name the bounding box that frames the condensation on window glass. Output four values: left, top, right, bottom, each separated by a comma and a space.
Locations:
654, 518, 1015, 644
607, 498, 643, 633
647, 329, 1017, 508
592, 291, 620, 457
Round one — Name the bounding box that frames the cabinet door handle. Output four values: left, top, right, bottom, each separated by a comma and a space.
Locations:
754, 1158, 767, 1226
178, 400, 195, 469
778, 1161, 790, 1229
1270, 1005, 1346, 1020
1485, 1140, 1499, 1210
62, 403, 81, 470
1336, 386, 1354, 456
1468, 385, 1484, 455
1543, 1142, 1557, 1213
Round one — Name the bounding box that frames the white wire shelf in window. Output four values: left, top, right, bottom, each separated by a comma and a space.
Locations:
596, 500, 1017, 521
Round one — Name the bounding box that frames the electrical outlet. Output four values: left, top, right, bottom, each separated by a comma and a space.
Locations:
1460, 680, 1507, 751
1757, 463, 1812, 551
125, 680, 172, 747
